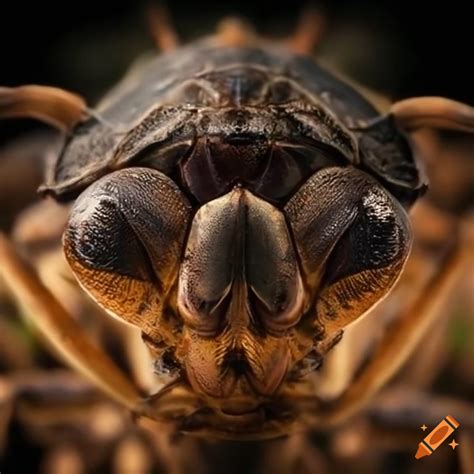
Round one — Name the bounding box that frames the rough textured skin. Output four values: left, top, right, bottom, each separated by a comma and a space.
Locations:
64, 168, 192, 345
285, 166, 411, 335
42, 41, 423, 204
56, 39, 422, 436
178, 188, 304, 334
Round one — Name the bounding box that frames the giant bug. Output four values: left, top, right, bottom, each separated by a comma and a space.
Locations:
0, 14, 473, 443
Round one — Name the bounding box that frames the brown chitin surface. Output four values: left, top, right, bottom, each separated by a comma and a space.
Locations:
285, 167, 411, 337
177, 188, 306, 402
63, 168, 193, 346
59, 43, 418, 425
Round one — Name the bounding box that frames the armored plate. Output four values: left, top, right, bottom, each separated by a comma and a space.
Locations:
42, 38, 425, 206
25, 34, 434, 436
3, 17, 473, 438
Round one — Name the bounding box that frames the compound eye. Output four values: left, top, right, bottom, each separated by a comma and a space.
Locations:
285, 166, 411, 336
63, 168, 192, 329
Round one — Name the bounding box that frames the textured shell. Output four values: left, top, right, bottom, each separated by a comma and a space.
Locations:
42, 38, 424, 204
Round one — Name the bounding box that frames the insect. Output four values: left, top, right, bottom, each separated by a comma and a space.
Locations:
0, 15, 473, 442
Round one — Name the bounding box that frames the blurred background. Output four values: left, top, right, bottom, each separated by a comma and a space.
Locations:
1, 0, 473, 101
0, 1, 473, 473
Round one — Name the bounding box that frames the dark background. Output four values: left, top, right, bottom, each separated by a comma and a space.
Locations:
1, 0, 472, 210
0, 0, 472, 103
0, 3, 472, 473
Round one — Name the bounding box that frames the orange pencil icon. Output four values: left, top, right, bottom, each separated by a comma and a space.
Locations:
415, 415, 459, 459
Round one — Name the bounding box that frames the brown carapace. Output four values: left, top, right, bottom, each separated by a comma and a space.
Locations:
0, 15, 473, 439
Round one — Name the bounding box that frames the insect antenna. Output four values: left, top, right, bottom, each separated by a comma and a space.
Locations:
0, 85, 87, 132
285, 6, 326, 54
147, 3, 179, 52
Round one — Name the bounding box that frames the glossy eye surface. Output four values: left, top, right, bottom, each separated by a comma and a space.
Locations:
63, 167, 192, 335
285, 166, 411, 336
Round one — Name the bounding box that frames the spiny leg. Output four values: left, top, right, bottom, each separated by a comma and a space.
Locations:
311, 222, 472, 426
0, 233, 144, 412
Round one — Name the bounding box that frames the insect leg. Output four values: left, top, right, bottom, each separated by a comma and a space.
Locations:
0, 233, 146, 413
390, 96, 474, 133
147, 4, 179, 52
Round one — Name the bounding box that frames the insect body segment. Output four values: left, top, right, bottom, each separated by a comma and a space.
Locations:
52, 45, 417, 431
2, 29, 473, 438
